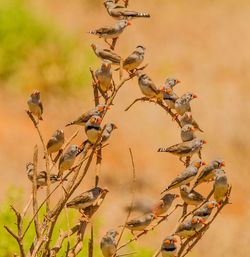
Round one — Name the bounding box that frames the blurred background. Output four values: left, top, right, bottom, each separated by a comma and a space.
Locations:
0, 0, 249, 256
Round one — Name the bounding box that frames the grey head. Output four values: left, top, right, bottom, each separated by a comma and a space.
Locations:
117, 20, 131, 28
30, 89, 41, 100
212, 158, 226, 169
96, 104, 110, 115
183, 92, 197, 101
106, 229, 118, 238
106, 123, 118, 133
205, 201, 219, 209
104, 0, 115, 9
180, 185, 190, 193
190, 159, 205, 170
161, 193, 179, 203
135, 45, 146, 54
214, 169, 226, 177
65, 145, 79, 156
192, 138, 206, 147
161, 236, 178, 249
165, 78, 181, 88
181, 124, 195, 133
53, 129, 64, 139
86, 115, 102, 126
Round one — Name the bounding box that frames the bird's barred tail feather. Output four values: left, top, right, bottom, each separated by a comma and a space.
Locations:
161, 187, 169, 194
65, 121, 75, 127
88, 30, 97, 35
158, 148, 169, 152
135, 13, 150, 18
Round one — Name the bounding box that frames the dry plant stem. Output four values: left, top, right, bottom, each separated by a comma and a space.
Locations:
88, 224, 94, 257
178, 186, 232, 257
68, 193, 108, 257
116, 252, 137, 257
4, 205, 26, 257
112, 37, 118, 50
125, 98, 182, 128
32, 145, 40, 238
152, 248, 161, 257
115, 148, 136, 253
25, 110, 51, 211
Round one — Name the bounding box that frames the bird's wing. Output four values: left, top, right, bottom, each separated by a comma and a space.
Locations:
166, 142, 192, 154
123, 53, 137, 66
100, 49, 121, 63
95, 25, 117, 35
39, 101, 43, 114
189, 191, 205, 202
46, 137, 57, 150
68, 192, 92, 205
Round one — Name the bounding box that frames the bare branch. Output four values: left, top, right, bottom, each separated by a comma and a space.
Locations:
88, 224, 94, 257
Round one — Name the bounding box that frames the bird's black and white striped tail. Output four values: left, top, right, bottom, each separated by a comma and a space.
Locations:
158, 148, 169, 152
135, 13, 150, 18
88, 30, 98, 35
65, 121, 75, 127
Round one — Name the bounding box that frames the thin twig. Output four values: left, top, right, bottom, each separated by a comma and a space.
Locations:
116, 252, 137, 257
152, 248, 161, 257
115, 148, 136, 252
88, 224, 94, 257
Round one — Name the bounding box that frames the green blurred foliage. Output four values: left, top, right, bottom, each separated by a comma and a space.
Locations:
1, 187, 155, 256
0, 0, 95, 95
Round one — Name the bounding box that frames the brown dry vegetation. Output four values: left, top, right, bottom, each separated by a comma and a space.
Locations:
0, 0, 250, 256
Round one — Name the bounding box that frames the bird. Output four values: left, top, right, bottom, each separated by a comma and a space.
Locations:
66, 187, 109, 212
152, 193, 179, 217
159, 86, 178, 110
122, 213, 157, 237
161, 160, 205, 194
27, 89, 43, 121
58, 145, 81, 177
181, 124, 195, 142
137, 71, 163, 100
95, 61, 113, 93
103, 0, 150, 20
179, 112, 203, 132
85, 115, 102, 144
193, 201, 219, 221
26, 162, 60, 187
101, 123, 118, 143
175, 216, 204, 238
91, 43, 122, 65
174, 92, 197, 116
122, 45, 146, 73
158, 138, 207, 163
213, 169, 229, 203
88, 20, 131, 49
192, 159, 226, 190
179, 185, 205, 206
46, 129, 65, 160
100, 229, 119, 257
161, 236, 178, 257
65, 105, 109, 127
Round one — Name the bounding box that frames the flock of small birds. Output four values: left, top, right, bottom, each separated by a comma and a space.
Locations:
25, 1, 230, 256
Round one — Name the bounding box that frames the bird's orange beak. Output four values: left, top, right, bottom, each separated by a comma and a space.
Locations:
107, 105, 110, 110
127, 21, 132, 26
216, 202, 220, 208
33, 90, 38, 95
104, 63, 109, 68
154, 215, 158, 220
190, 126, 195, 132
200, 218, 204, 224
203, 140, 207, 144
221, 162, 226, 167
202, 162, 206, 165
103, 2, 107, 7
97, 118, 101, 123
101, 189, 108, 194
173, 238, 178, 243
177, 79, 181, 84
193, 94, 198, 98
114, 125, 118, 129
78, 146, 83, 150
186, 113, 191, 119
175, 194, 180, 198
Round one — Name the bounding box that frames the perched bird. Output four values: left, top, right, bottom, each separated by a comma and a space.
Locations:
95, 61, 113, 93
161, 160, 205, 194
104, 0, 150, 20
91, 43, 121, 65
46, 129, 65, 159
179, 185, 205, 206
174, 92, 197, 116
101, 123, 118, 143
192, 159, 226, 190
58, 145, 81, 177
85, 116, 102, 144
161, 236, 178, 257
66, 187, 109, 211
213, 169, 229, 203
181, 124, 195, 142
26, 162, 60, 187
193, 201, 219, 221
179, 112, 203, 132
137, 71, 163, 100
158, 138, 207, 163
66, 105, 109, 127
122, 213, 157, 236
27, 89, 43, 121
175, 216, 204, 238
152, 193, 179, 217
160, 86, 178, 110
122, 45, 146, 72
88, 20, 131, 48
100, 229, 119, 257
